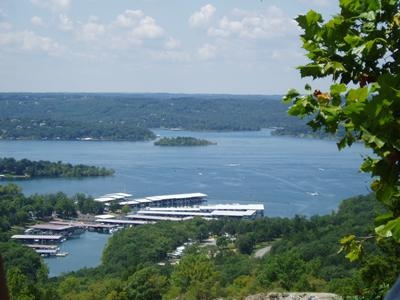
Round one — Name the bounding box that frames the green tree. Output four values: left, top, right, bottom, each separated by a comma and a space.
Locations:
235, 233, 256, 255
7, 267, 36, 300
124, 267, 167, 300
284, 0, 400, 260
170, 253, 221, 299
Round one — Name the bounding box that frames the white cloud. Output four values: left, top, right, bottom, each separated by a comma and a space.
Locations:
0, 30, 63, 56
208, 6, 298, 40
189, 4, 216, 28
31, 16, 45, 27
132, 16, 164, 39
59, 14, 74, 31
164, 37, 180, 50
31, 0, 71, 11
108, 10, 165, 48
114, 10, 144, 28
151, 50, 191, 62
76, 20, 105, 41
0, 22, 12, 31
198, 43, 217, 60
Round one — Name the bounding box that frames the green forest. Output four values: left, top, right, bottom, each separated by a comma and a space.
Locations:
1, 184, 398, 299
0, 158, 114, 178
154, 137, 216, 146
0, 93, 308, 141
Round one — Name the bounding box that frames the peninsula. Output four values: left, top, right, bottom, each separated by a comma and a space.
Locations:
0, 157, 114, 179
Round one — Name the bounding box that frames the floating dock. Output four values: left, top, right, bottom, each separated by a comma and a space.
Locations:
95, 192, 207, 208
11, 234, 64, 244
128, 203, 264, 221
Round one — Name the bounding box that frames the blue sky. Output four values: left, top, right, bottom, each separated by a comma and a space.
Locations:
0, 0, 338, 94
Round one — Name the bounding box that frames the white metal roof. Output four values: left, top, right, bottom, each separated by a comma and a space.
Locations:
119, 200, 140, 205
35, 249, 58, 254
103, 193, 132, 199
26, 244, 59, 249
94, 197, 118, 203
134, 198, 153, 203
138, 209, 257, 218
137, 210, 212, 217
126, 214, 192, 221
95, 214, 116, 219
12, 234, 63, 240
145, 193, 207, 201
200, 204, 264, 211
29, 223, 75, 230
210, 210, 257, 217
147, 207, 201, 212
95, 219, 152, 225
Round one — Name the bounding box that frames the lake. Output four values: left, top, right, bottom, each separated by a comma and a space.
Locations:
0, 129, 371, 276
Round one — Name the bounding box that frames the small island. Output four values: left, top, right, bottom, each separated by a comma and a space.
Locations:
0, 157, 114, 179
154, 136, 217, 147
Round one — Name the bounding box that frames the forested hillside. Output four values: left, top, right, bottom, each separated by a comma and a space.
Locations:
0, 93, 308, 141
0, 157, 114, 178
1, 185, 398, 299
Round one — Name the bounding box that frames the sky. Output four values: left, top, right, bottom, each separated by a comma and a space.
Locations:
0, 0, 338, 94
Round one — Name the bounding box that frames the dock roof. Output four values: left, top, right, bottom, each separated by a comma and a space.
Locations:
95, 219, 153, 225
119, 200, 140, 206
126, 214, 192, 222
26, 244, 59, 249
94, 197, 118, 203
95, 214, 116, 219
138, 209, 257, 218
200, 204, 264, 211
104, 193, 132, 198
145, 193, 207, 201
12, 234, 63, 240
29, 223, 76, 231
35, 249, 58, 254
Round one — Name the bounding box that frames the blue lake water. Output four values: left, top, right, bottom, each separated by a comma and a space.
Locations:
0, 129, 372, 276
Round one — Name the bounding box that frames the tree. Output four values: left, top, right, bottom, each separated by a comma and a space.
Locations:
170, 253, 221, 298
284, 0, 400, 260
124, 267, 167, 300
235, 233, 256, 255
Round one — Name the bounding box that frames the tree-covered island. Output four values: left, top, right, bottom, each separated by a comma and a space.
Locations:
0, 157, 114, 179
154, 136, 217, 146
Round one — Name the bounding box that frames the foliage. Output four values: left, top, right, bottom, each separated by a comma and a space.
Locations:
154, 136, 216, 146
0, 93, 306, 137
0, 157, 114, 178
1, 184, 396, 298
283, 0, 400, 259
0, 118, 155, 141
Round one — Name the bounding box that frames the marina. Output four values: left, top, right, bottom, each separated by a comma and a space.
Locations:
11, 191, 264, 260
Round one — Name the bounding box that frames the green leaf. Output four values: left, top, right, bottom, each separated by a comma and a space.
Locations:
375, 212, 394, 227
361, 130, 385, 149
330, 83, 347, 95
324, 61, 347, 74
347, 87, 369, 102
283, 89, 300, 104
340, 0, 380, 16
375, 218, 400, 241
340, 234, 355, 245
298, 64, 323, 78
344, 34, 362, 47
296, 10, 323, 29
